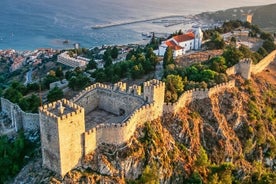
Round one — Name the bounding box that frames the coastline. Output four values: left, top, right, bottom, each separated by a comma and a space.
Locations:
0, 12, 212, 52
2, 2, 275, 52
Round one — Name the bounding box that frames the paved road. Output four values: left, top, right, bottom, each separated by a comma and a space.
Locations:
24, 68, 32, 85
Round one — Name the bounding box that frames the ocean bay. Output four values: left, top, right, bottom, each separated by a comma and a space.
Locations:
0, 0, 275, 50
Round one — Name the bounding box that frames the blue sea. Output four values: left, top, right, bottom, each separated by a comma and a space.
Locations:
0, 0, 275, 50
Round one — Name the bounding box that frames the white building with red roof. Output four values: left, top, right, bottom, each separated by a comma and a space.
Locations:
158, 27, 203, 57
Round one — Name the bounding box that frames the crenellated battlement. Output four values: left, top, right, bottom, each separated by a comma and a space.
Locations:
143, 79, 165, 91
240, 58, 252, 64
113, 81, 126, 92
144, 79, 163, 87
127, 85, 142, 96
163, 80, 236, 114
72, 79, 166, 108
226, 50, 276, 79
40, 99, 84, 122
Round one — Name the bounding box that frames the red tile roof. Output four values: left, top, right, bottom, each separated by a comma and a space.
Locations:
173, 32, 195, 43
165, 40, 182, 50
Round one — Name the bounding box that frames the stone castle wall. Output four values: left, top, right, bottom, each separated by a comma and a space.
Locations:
163, 80, 235, 114
22, 113, 40, 131
72, 83, 145, 116
84, 103, 158, 155
252, 50, 276, 74
39, 108, 61, 175
226, 59, 252, 79
1, 97, 39, 132
74, 80, 165, 155
226, 50, 276, 79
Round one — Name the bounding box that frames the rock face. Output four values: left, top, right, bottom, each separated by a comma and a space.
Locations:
13, 75, 276, 183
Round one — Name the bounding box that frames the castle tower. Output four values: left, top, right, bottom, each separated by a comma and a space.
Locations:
143, 79, 165, 115
39, 99, 85, 177
238, 58, 252, 79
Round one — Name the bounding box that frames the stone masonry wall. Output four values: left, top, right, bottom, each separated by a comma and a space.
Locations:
22, 112, 40, 131
1, 97, 39, 132
84, 103, 158, 155
163, 80, 235, 114
83, 80, 165, 155
252, 50, 276, 74
39, 112, 61, 176
97, 89, 144, 115
72, 83, 145, 116
226, 50, 276, 79
57, 105, 85, 177
226, 59, 252, 79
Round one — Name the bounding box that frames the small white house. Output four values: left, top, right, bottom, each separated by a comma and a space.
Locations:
158, 27, 203, 57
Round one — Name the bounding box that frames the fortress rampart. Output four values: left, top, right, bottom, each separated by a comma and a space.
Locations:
84, 103, 157, 155
163, 80, 235, 114
1, 97, 39, 132
251, 50, 276, 74
226, 50, 276, 79
72, 82, 145, 117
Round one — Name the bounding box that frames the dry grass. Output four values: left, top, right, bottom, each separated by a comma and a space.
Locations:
175, 50, 223, 67
255, 59, 276, 85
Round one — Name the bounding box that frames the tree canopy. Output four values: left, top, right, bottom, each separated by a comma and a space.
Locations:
164, 74, 184, 102
163, 47, 174, 68
47, 87, 64, 102
91, 47, 158, 82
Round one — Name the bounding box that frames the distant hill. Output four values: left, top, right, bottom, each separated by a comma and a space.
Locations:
252, 4, 276, 32
197, 3, 276, 32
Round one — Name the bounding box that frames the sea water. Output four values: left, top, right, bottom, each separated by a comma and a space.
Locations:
0, 0, 274, 50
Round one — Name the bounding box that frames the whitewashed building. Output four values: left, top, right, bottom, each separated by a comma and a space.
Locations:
158, 27, 203, 57
57, 51, 88, 68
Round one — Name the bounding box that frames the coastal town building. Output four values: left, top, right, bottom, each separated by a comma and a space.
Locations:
0, 49, 16, 58
158, 27, 203, 57
10, 56, 25, 72
1, 48, 58, 72
57, 51, 89, 68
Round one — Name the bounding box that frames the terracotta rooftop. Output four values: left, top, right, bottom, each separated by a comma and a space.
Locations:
173, 32, 195, 43
165, 40, 182, 50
